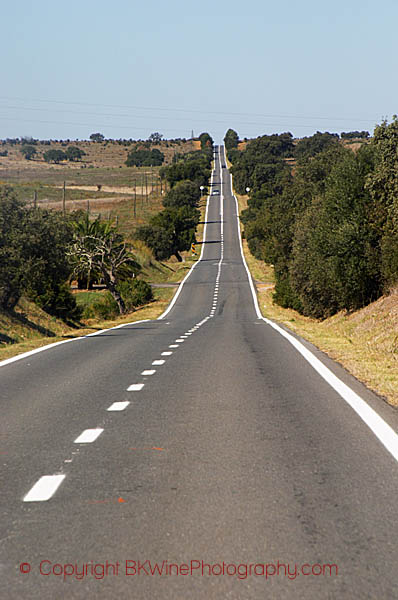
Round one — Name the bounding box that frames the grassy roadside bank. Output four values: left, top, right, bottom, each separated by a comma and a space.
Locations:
235, 190, 398, 407
0, 192, 209, 363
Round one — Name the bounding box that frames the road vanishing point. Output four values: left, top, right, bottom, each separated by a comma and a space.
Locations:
1, 147, 398, 599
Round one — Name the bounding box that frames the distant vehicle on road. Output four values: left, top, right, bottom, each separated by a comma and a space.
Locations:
222, 164, 226, 168
212, 190, 220, 195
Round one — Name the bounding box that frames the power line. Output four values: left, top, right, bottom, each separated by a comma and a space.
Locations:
0, 95, 381, 125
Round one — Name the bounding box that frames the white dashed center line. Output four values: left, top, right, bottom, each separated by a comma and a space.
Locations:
161, 351, 173, 356
74, 428, 104, 443
127, 383, 145, 391
24, 475, 66, 502
152, 359, 165, 365
141, 369, 156, 376
107, 401, 130, 411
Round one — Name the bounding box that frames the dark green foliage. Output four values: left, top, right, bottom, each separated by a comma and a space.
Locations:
162, 180, 200, 209
0, 187, 79, 320
148, 132, 163, 143
43, 149, 67, 163
65, 146, 85, 161
32, 282, 81, 321
366, 116, 398, 290
161, 150, 211, 188
137, 206, 200, 262
90, 133, 105, 142
0, 149, 9, 156
70, 215, 141, 314
341, 131, 370, 139
224, 128, 239, 160
232, 124, 394, 318
138, 142, 210, 262
288, 146, 383, 316
20, 145, 37, 160
0, 189, 30, 310
199, 132, 214, 150
87, 292, 119, 320
230, 133, 294, 194
294, 131, 339, 160
125, 148, 164, 167
117, 279, 153, 310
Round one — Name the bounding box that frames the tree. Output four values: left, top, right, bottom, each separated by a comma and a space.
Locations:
90, 132, 105, 142
69, 217, 141, 314
341, 131, 370, 140
294, 131, 339, 160
161, 152, 211, 188
199, 132, 214, 150
137, 206, 200, 262
289, 145, 381, 317
43, 149, 67, 163
20, 145, 37, 160
162, 180, 200, 209
148, 132, 163, 143
0, 189, 29, 310
230, 133, 294, 193
224, 129, 239, 156
125, 148, 164, 167
0, 187, 79, 319
366, 116, 398, 290
65, 146, 85, 161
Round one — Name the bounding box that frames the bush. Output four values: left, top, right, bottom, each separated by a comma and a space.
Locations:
31, 283, 82, 321
90, 292, 119, 319
117, 279, 153, 310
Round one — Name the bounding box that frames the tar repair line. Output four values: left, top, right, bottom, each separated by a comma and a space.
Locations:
224, 143, 398, 465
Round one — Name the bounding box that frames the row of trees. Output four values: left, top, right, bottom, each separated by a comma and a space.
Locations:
0, 187, 153, 318
137, 133, 214, 262
125, 148, 164, 167
20, 145, 85, 162
228, 120, 398, 319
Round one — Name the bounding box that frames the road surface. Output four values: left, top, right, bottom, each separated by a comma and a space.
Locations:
1, 147, 398, 599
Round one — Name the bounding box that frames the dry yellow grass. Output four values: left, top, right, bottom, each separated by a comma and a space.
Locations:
0, 288, 175, 362
234, 192, 398, 406
0, 190, 209, 363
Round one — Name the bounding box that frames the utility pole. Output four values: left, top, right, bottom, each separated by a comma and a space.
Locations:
141, 173, 144, 209
145, 172, 148, 204
62, 181, 66, 215
33, 190, 37, 209
134, 179, 137, 218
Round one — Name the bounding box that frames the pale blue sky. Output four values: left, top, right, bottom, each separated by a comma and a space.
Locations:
1, 0, 397, 142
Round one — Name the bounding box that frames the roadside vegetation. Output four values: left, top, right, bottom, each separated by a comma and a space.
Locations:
227, 123, 398, 406
0, 132, 213, 361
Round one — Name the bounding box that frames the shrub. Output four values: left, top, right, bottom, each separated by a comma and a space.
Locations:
90, 292, 119, 319
117, 279, 153, 310
31, 282, 82, 321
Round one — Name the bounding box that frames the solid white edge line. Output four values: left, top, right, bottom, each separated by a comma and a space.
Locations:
23, 474, 66, 502
74, 428, 104, 443
225, 143, 398, 464
157, 157, 214, 320
0, 319, 150, 369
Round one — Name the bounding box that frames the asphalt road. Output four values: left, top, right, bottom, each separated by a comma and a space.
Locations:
1, 147, 398, 599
